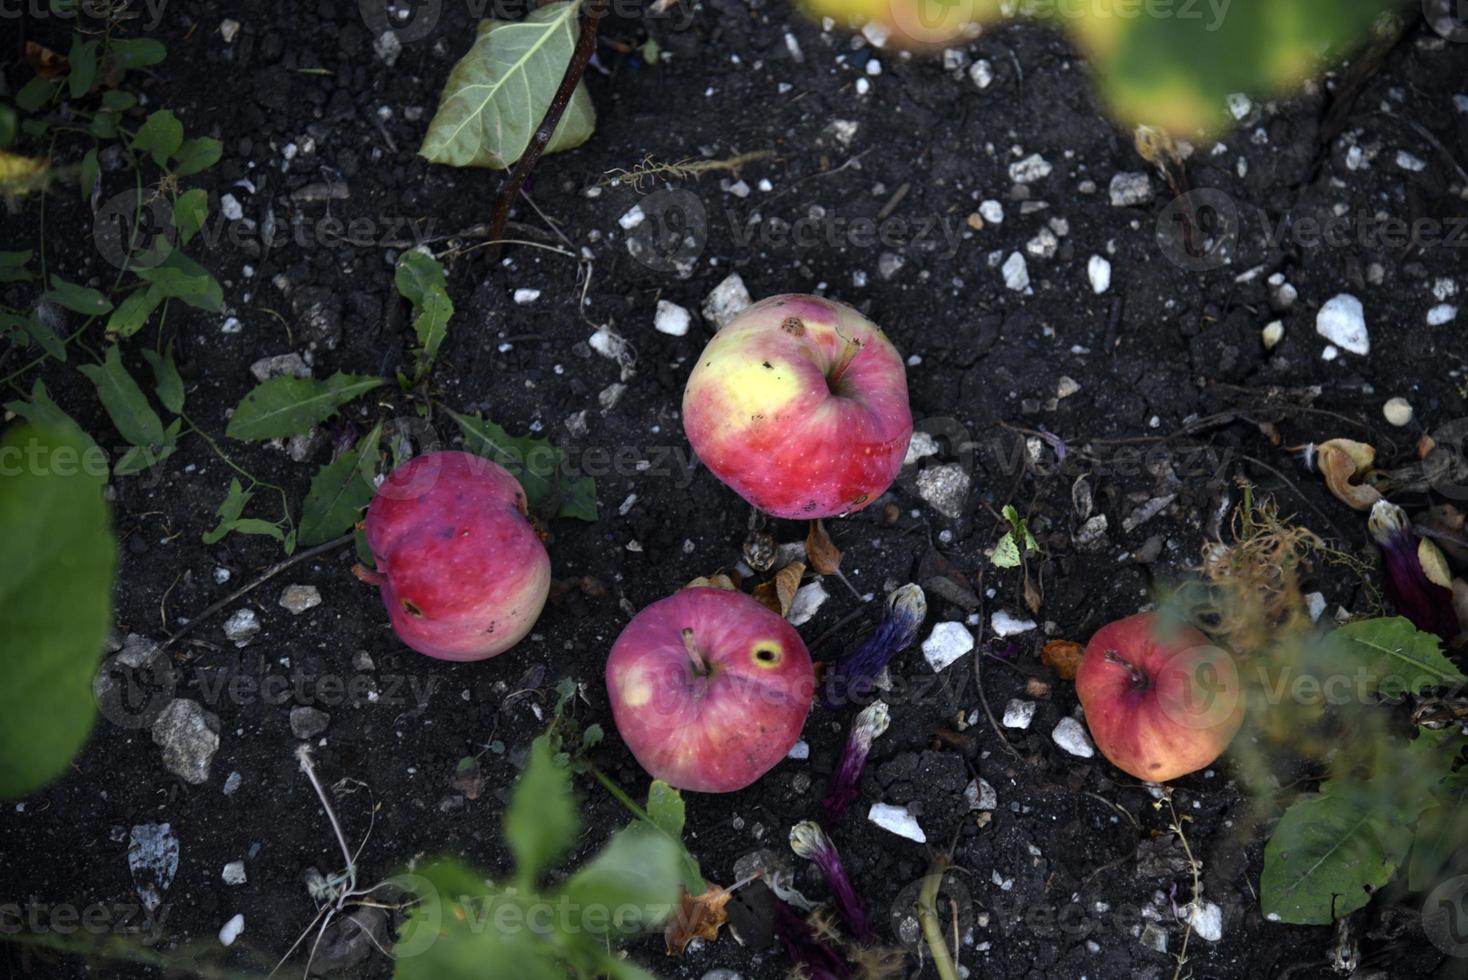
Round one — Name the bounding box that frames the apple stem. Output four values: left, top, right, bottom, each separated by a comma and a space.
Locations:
682, 627, 711, 676
1104, 649, 1149, 689
826, 333, 864, 390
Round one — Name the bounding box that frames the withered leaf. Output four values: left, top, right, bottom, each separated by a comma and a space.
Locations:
1041, 640, 1085, 681
805, 519, 842, 576
685, 572, 739, 592
665, 884, 733, 956
1314, 438, 1382, 511
753, 561, 805, 618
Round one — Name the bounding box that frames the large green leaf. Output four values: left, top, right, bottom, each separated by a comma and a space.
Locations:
297, 423, 382, 546
504, 738, 579, 890
1330, 617, 1467, 698
44, 275, 112, 315
0, 424, 115, 798
78, 345, 165, 449
1408, 767, 1468, 892
131, 109, 183, 168
451, 409, 597, 522
225, 372, 384, 442
557, 827, 683, 936
419, 2, 597, 169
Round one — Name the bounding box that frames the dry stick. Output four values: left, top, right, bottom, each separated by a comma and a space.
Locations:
485, 0, 608, 260
161, 531, 355, 650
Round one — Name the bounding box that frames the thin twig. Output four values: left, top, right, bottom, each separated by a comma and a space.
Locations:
486, 0, 608, 259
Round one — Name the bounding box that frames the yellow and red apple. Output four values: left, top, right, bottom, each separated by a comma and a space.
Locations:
360, 451, 550, 661
1075, 612, 1244, 782
605, 587, 815, 792
682, 294, 912, 519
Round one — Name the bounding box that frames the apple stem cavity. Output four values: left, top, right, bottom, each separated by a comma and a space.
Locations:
789, 820, 875, 946
682, 627, 713, 677
821, 700, 890, 821
1103, 648, 1149, 690
822, 583, 927, 708
825, 332, 864, 394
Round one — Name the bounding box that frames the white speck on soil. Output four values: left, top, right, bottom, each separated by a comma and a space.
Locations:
1383, 397, 1413, 426
915, 463, 971, 519
1052, 717, 1095, 758
1262, 320, 1284, 349
1109, 172, 1154, 206
979, 199, 1004, 224
921, 622, 974, 672
1002, 252, 1029, 292
222, 608, 260, 646
702, 273, 752, 328
970, 59, 993, 89
1427, 303, 1457, 325
223, 771, 242, 796
222, 861, 247, 886
151, 699, 219, 785
513, 288, 540, 304
786, 740, 810, 760
991, 610, 1037, 637
219, 914, 245, 946
1315, 294, 1369, 354
654, 299, 691, 336
618, 204, 645, 230
1087, 254, 1111, 294
278, 584, 321, 615
867, 803, 927, 842
788, 582, 829, 627
1187, 901, 1224, 942
965, 777, 998, 811
903, 431, 939, 465
1002, 699, 1036, 729
1008, 153, 1051, 184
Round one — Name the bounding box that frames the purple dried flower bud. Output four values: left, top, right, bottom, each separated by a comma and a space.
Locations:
1369, 501, 1458, 640
823, 583, 927, 707
821, 700, 890, 822
790, 820, 875, 946
773, 896, 851, 980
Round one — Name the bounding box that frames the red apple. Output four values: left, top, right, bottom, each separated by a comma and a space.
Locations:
361, 451, 550, 661
682, 294, 912, 519
605, 586, 815, 792
1074, 612, 1244, 782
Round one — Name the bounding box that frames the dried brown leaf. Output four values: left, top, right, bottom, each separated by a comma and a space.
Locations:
754, 561, 805, 618
25, 41, 68, 78
686, 573, 739, 592
665, 884, 733, 956
1315, 438, 1382, 510
1041, 640, 1085, 681
806, 519, 842, 576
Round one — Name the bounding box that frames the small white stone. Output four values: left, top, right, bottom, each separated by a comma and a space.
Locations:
903, 431, 940, 466
219, 19, 241, 43
213, 567, 232, 585
1226, 93, 1252, 120
922, 622, 975, 672
702, 273, 752, 329
1427, 303, 1458, 326
965, 777, 998, 811
1322, 344, 1339, 361
654, 299, 691, 336
1087, 254, 1111, 294
865, 58, 882, 76
222, 771, 242, 796
1026, 228, 1059, 259
1383, 397, 1413, 427
220, 194, 244, 221
826, 119, 859, 147
1186, 901, 1224, 942
1305, 592, 1327, 622
277, 584, 321, 615
1262, 320, 1284, 350
1002, 252, 1029, 292
373, 30, 402, 67
1001, 699, 1036, 730
221, 317, 242, 334
1315, 294, 1369, 355
513, 288, 540, 305
588, 326, 627, 361
727, 179, 752, 198
867, 803, 927, 843
222, 609, 260, 646
219, 914, 245, 946
788, 582, 829, 627
1008, 154, 1052, 184
1052, 717, 1095, 758
787, 740, 810, 760
618, 205, 645, 230
1056, 376, 1081, 399
222, 861, 247, 886
979, 200, 1004, 224
1109, 172, 1154, 207
990, 610, 1037, 637
1395, 150, 1427, 172
969, 59, 994, 89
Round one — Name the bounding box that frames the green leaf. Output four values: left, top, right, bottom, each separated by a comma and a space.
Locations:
990, 532, 1021, 568
1408, 767, 1468, 892
226, 372, 384, 442
1260, 790, 1412, 924
20, 312, 67, 362
77, 345, 165, 449
202, 479, 252, 545
131, 109, 183, 168
0, 105, 15, 148
645, 780, 685, 839
79, 146, 99, 199
172, 188, 208, 244
504, 738, 578, 889
143, 250, 221, 311
394, 250, 448, 307
110, 38, 167, 70
67, 38, 98, 99
105, 289, 161, 338
44, 275, 112, 315
15, 76, 57, 113
89, 111, 117, 140
140, 347, 185, 415
451, 409, 598, 521
557, 827, 682, 936
135, 263, 212, 301
0, 249, 33, 283
4, 382, 104, 477
1330, 617, 1468, 698
297, 423, 382, 546
100, 90, 136, 112
413, 283, 453, 365
419, 2, 597, 169
0, 424, 115, 798
172, 137, 222, 177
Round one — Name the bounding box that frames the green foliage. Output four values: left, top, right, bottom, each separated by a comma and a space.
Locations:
130, 109, 183, 167
991, 503, 1038, 568
393, 736, 681, 979
226, 373, 385, 442
419, 1, 596, 169
202, 478, 292, 549
394, 251, 453, 379
1327, 616, 1467, 696
0, 424, 116, 798
297, 423, 383, 546
77, 345, 178, 475
451, 410, 598, 522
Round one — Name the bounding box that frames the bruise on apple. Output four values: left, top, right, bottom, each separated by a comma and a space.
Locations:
362, 451, 551, 661
1075, 612, 1245, 782
682, 294, 913, 520
606, 587, 815, 793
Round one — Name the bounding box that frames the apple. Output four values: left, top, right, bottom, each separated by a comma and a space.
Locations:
605, 586, 815, 792
360, 451, 551, 661
682, 294, 912, 519
1074, 612, 1244, 782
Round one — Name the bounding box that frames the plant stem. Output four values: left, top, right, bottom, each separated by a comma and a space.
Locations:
485, 0, 608, 259
588, 763, 653, 824
916, 852, 961, 980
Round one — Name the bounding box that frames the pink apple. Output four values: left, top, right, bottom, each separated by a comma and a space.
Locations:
360, 451, 550, 661
682, 294, 912, 519
605, 586, 815, 792
1075, 613, 1245, 782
